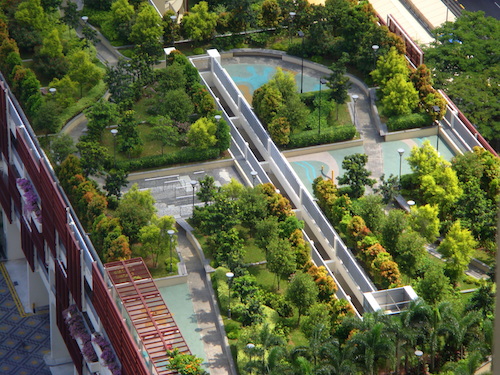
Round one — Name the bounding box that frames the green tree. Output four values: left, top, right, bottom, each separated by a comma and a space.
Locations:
103, 169, 129, 198
181, 1, 217, 42
408, 140, 462, 214
207, 228, 245, 270
327, 52, 350, 120
438, 220, 477, 285
337, 153, 376, 198
116, 184, 156, 243
109, 0, 135, 41
286, 271, 318, 325
409, 204, 440, 243
380, 74, 419, 117
85, 101, 118, 141
61, 2, 79, 35
39, 29, 63, 58
381, 209, 408, 253
76, 141, 109, 177
49, 133, 76, 165
130, 4, 163, 59
118, 110, 143, 157
374, 173, 399, 203
267, 238, 296, 290
424, 11, 500, 148
139, 215, 176, 268
154, 89, 194, 122
349, 314, 394, 375
413, 261, 452, 305
187, 117, 217, 149
253, 84, 282, 124
352, 194, 385, 235
466, 281, 495, 319
268, 116, 290, 146
67, 50, 104, 97
215, 116, 231, 153
33, 101, 62, 135
197, 175, 217, 205
260, 0, 282, 28
393, 230, 426, 277
14, 0, 48, 32
371, 46, 409, 88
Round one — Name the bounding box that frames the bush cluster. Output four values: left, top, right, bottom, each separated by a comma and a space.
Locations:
387, 113, 432, 131
284, 125, 356, 149
115, 147, 219, 172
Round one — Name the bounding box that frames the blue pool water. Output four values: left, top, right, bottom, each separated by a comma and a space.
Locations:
224, 63, 322, 98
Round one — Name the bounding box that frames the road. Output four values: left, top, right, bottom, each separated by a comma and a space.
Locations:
458, 0, 500, 19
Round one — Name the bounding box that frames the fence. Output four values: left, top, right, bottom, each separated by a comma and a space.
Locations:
203, 52, 377, 310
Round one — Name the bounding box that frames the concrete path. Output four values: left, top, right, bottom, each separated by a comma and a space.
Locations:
175, 227, 232, 375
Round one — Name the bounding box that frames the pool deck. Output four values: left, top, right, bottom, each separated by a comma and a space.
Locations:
222, 55, 456, 194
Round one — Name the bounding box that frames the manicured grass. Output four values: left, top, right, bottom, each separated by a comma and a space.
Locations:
101, 124, 178, 161
243, 240, 266, 264
248, 264, 279, 292
289, 326, 308, 347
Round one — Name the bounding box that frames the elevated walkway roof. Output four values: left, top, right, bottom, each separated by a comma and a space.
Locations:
105, 258, 190, 375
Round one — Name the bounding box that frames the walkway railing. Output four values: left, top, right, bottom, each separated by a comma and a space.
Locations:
193, 52, 377, 311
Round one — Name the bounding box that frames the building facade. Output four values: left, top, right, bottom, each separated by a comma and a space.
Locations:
0, 75, 150, 374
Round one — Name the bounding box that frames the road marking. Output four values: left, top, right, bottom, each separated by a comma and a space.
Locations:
495, 2, 500, 9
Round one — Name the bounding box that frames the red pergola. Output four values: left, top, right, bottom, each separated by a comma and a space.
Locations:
105, 258, 190, 375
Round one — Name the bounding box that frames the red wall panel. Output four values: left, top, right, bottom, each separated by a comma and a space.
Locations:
56, 261, 83, 375
92, 263, 149, 375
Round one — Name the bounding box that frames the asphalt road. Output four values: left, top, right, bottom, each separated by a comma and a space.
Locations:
458, 0, 500, 19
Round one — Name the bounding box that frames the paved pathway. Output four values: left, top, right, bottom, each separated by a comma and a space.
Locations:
175, 227, 232, 375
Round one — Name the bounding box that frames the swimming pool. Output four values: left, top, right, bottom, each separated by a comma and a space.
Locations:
223, 63, 322, 102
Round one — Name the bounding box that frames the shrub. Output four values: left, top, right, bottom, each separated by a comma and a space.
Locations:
285, 125, 356, 149
164, 258, 178, 274
192, 47, 204, 55
225, 320, 240, 339
115, 147, 219, 172
386, 112, 432, 131
247, 32, 271, 47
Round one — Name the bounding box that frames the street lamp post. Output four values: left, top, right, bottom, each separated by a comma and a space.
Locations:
351, 94, 359, 125
49, 87, 57, 95
298, 31, 305, 93
190, 180, 197, 209
433, 105, 441, 152
289, 12, 296, 45
246, 343, 255, 373
170, 15, 177, 46
397, 148, 405, 183
250, 170, 258, 186
415, 350, 423, 374
371, 44, 379, 70
318, 78, 327, 135
226, 272, 234, 319
214, 114, 222, 123
167, 229, 175, 273
110, 129, 118, 168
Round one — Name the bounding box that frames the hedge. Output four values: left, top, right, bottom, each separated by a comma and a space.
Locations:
284, 125, 356, 149
386, 112, 432, 131
115, 147, 220, 172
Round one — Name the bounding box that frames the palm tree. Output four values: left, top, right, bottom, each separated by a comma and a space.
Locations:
387, 309, 417, 374
349, 316, 395, 375
406, 300, 455, 372
440, 309, 482, 361
316, 338, 358, 375
441, 351, 483, 375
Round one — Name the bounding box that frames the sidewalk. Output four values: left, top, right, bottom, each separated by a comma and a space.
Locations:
174, 225, 233, 375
